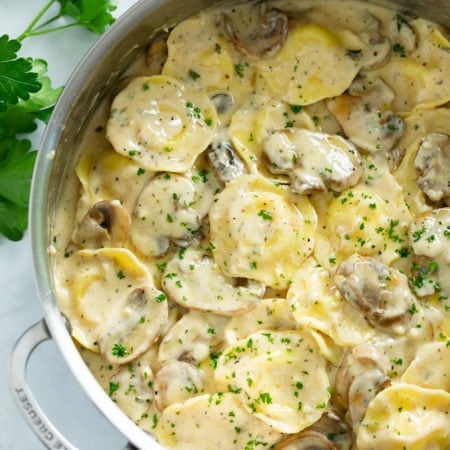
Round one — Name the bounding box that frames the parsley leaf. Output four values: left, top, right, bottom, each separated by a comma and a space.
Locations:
0, 139, 36, 207
57, 0, 116, 34
0, 194, 29, 241
0, 35, 41, 111
0, 0, 115, 241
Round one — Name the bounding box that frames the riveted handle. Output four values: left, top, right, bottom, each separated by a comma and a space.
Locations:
8, 319, 137, 450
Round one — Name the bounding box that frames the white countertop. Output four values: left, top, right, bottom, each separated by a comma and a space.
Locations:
0, 1, 138, 448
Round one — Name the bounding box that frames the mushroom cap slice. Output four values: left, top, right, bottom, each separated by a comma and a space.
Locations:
413, 133, 450, 204
335, 253, 416, 335
155, 393, 282, 449
106, 74, 216, 172
356, 383, 450, 449
223, 2, 288, 58
334, 343, 389, 411
275, 408, 352, 449
153, 361, 205, 411
215, 330, 331, 434
162, 248, 264, 315
262, 128, 363, 194
71, 200, 131, 249
158, 310, 227, 365
275, 430, 336, 450
209, 175, 317, 290
99, 285, 169, 364
207, 139, 246, 184
347, 368, 391, 427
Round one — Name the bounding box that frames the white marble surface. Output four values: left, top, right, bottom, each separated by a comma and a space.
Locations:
0, 1, 138, 448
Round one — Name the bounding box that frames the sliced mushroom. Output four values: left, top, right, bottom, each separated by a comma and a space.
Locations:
348, 368, 391, 427
129, 173, 213, 256
327, 77, 404, 153
223, 2, 288, 58
158, 310, 227, 365
275, 407, 351, 448
308, 409, 352, 450
210, 93, 234, 115
71, 200, 131, 249
153, 361, 204, 411
409, 207, 450, 297
335, 253, 416, 334
334, 343, 388, 411
207, 139, 246, 184
162, 248, 264, 315
413, 133, 450, 205
99, 286, 169, 364
275, 430, 336, 450
262, 128, 362, 194
145, 36, 168, 74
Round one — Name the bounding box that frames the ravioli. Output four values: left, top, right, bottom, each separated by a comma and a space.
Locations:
256, 24, 363, 105
209, 175, 317, 289
357, 384, 450, 449
214, 330, 331, 433
106, 75, 216, 172
372, 18, 450, 112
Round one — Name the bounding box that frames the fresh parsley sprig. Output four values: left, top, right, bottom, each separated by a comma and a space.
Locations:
0, 0, 116, 241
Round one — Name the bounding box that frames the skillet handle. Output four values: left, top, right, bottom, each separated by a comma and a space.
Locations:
8, 319, 137, 450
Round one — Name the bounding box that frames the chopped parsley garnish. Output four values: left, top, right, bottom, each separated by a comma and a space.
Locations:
188, 69, 200, 80
112, 343, 129, 357
393, 43, 407, 57
257, 209, 272, 221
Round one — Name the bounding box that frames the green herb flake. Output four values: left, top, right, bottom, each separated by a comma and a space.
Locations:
188, 69, 200, 80
257, 209, 272, 221
289, 104, 303, 114
393, 43, 407, 57
155, 293, 167, 303
112, 343, 128, 358
234, 64, 245, 78
117, 270, 125, 279
109, 381, 120, 396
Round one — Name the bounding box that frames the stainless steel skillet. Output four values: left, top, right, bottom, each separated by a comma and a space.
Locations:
9, 0, 450, 448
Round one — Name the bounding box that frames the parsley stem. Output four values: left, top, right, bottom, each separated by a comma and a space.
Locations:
20, 23, 79, 39
18, 0, 57, 41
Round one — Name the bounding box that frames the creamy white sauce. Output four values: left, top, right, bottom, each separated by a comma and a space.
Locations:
52, 1, 450, 448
